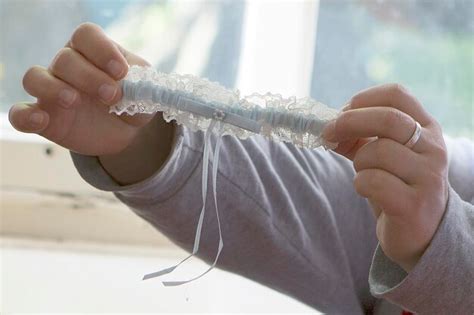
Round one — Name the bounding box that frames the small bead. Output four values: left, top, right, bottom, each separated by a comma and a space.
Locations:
213, 109, 226, 120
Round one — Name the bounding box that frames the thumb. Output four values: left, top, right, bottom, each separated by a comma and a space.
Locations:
324, 104, 373, 160
333, 138, 373, 160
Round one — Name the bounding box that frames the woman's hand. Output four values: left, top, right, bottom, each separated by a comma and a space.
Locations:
323, 84, 449, 272
9, 22, 153, 156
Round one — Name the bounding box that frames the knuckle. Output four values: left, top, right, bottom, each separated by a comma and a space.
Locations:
429, 172, 446, 188
382, 108, 405, 131
337, 111, 352, 130
431, 119, 444, 135
353, 141, 379, 171
390, 83, 409, 98
439, 149, 449, 168
353, 153, 363, 172
349, 93, 364, 107
434, 142, 448, 162
332, 112, 347, 139
71, 22, 100, 46
387, 83, 409, 105
353, 173, 365, 196
50, 47, 74, 73
354, 170, 378, 197
430, 142, 448, 168
22, 65, 42, 91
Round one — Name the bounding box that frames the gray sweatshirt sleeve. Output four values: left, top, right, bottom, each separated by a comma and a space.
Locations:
70, 124, 473, 314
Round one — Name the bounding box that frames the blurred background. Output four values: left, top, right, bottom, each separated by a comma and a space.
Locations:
1, 0, 473, 313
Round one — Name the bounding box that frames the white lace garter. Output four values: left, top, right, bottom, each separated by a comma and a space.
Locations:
109, 66, 340, 286
111, 66, 339, 149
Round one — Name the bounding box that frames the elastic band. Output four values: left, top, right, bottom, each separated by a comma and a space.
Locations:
120, 79, 333, 138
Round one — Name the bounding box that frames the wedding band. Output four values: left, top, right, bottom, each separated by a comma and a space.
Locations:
404, 121, 422, 149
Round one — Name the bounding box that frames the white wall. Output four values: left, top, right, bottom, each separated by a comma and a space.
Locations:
1, 238, 315, 313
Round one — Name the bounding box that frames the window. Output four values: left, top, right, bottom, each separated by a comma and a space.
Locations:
0, 0, 244, 110
311, 0, 473, 138
1, 0, 472, 136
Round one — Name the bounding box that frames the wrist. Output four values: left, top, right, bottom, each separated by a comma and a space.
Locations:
98, 113, 175, 185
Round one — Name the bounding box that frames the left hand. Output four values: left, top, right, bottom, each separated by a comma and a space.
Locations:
323, 83, 449, 272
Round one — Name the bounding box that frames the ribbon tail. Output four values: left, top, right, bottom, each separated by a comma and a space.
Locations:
142, 253, 193, 280
163, 125, 224, 287
191, 120, 216, 253
142, 120, 217, 281
162, 240, 223, 287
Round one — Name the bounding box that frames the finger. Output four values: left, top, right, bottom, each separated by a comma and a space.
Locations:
353, 168, 416, 217
67, 22, 128, 80
353, 138, 427, 184
348, 83, 432, 126
339, 107, 414, 143
23, 65, 80, 109
331, 104, 373, 159
49, 47, 121, 105
330, 107, 420, 144
8, 103, 50, 133
333, 138, 372, 160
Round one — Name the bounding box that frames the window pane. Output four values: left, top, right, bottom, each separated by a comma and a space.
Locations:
0, 0, 243, 112
311, 0, 473, 138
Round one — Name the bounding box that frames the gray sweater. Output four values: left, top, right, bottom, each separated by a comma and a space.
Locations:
71, 123, 474, 314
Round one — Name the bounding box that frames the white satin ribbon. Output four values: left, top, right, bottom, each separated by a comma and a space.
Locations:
143, 120, 224, 286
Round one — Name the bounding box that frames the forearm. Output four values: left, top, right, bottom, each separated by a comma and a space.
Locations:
98, 113, 175, 185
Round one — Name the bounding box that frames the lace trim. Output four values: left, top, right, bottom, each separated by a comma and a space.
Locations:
110, 66, 339, 149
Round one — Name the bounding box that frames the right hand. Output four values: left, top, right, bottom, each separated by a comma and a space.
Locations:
9, 22, 153, 156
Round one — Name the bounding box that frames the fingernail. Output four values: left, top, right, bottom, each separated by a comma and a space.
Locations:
322, 120, 336, 142
59, 89, 76, 108
98, 84, 117, 103
107, 60, 125, 78
29, 112, 44, 126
